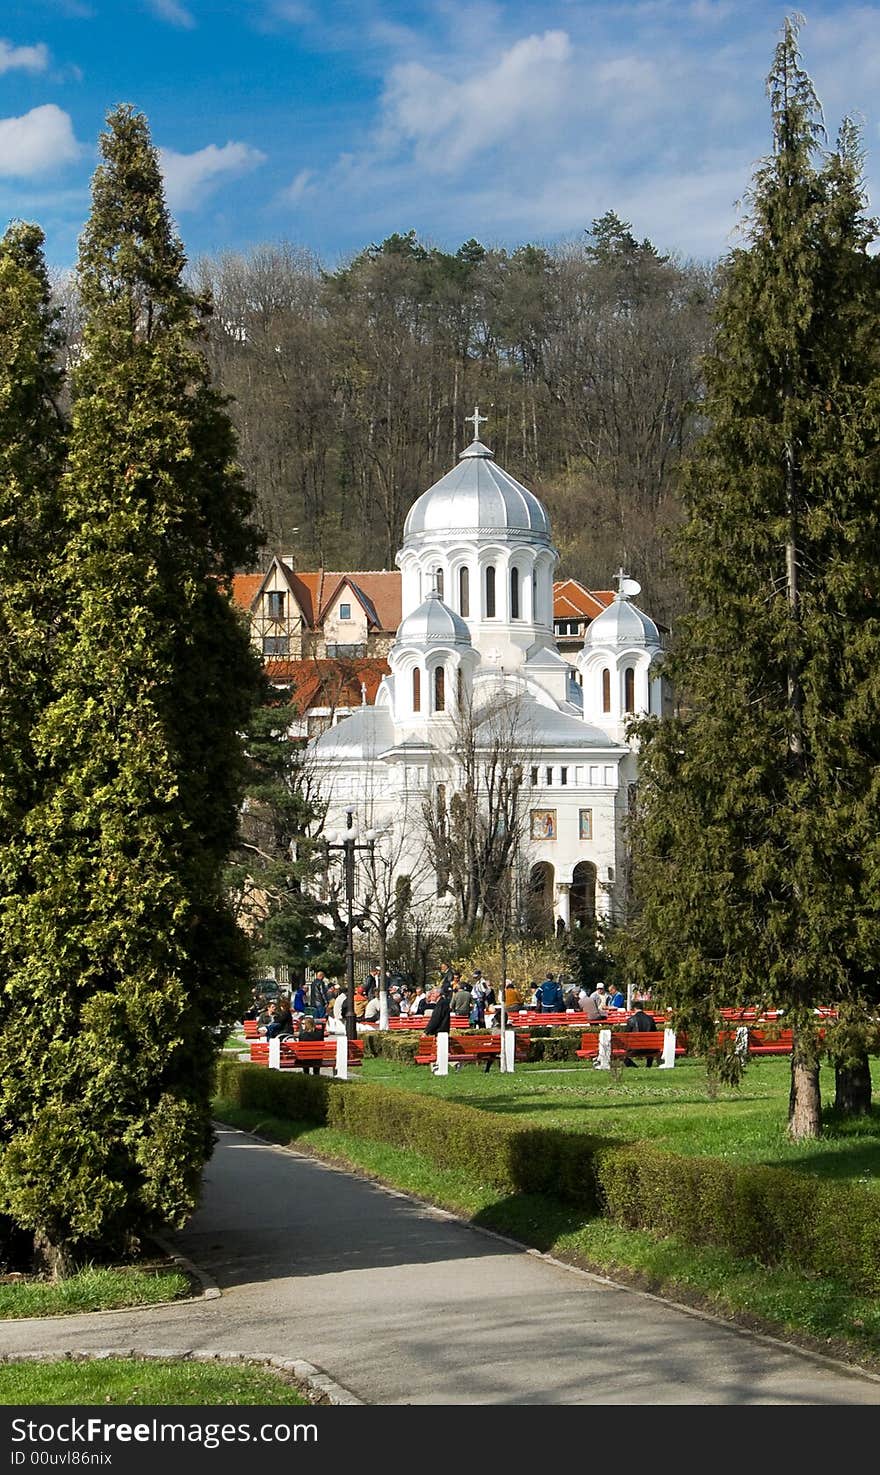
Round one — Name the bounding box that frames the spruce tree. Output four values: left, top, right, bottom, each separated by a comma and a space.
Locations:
0, 107, 262, 1268
227, 681, 337, 977
623, 20, 880, 1139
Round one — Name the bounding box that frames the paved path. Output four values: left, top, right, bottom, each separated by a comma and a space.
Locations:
2, 1127, 879, 1405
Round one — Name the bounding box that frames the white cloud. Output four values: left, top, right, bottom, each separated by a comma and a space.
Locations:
281, 167, 314, 204
0, 105, 81, 177
381, 29, 573, 169
0, 38, 50, 74
146, 0, 196, 28
158, 140, 267, 211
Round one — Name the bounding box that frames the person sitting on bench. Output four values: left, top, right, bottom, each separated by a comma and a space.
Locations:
624, 1002, 658, 1066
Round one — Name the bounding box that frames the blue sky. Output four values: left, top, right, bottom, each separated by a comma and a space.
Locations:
1, 1, 879, 271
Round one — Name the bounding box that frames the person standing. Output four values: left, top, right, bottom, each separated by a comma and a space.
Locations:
536, 972, 563, 1013
310, 970, 329, 1014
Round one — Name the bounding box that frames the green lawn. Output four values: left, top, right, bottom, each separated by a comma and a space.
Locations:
358, 1055, 880, 1187
0, 1358, 312, 1405
0, 1265, 191, 1319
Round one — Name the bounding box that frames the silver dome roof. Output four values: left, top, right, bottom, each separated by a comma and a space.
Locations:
403, 439, 551, 544
394, 590, 472, 649
586, 593, 661, 648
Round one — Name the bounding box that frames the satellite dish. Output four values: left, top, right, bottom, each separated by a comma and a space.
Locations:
618, 577, 641, 599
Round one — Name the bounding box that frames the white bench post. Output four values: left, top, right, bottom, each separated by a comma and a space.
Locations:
435, 1032, 449, 1076
335, 1033, 349, 1080
659, 1027, 677, 1069
499, 1029, 515, 1073
268, 1037, 281, 1071
596, 1028, 612, 1069
735, 1025, 749, 1062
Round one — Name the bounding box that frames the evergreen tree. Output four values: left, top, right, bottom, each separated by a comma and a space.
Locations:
227, 682, 338, 977
0, 223, 66, 1263
0, 107, 262, 1269
622, 20, 880, 1140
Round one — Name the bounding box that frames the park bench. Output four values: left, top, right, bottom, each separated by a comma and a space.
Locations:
576, 1029, 685, 1065
414, 1031, 531, 1067
387, 1014, 471, 1030
242, 1019, 259, 1039
509, 1011, 588, 1029
248, 1038, 363, 1072
743, 1028, 795, 1056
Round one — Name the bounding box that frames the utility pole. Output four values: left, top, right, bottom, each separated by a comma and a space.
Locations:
324, 808, 380, 1044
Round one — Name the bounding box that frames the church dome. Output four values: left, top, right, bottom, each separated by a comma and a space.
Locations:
403, 437, 551, 545
586, 592, 661, 648
394, 590, 472, 649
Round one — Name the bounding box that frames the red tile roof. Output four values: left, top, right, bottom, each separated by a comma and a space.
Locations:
264, 657, 390, 713
553, 579, 615, 619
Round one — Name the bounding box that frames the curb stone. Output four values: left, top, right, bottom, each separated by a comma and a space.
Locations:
0, 1349, 363, 1406
152, 1233, 221, 1302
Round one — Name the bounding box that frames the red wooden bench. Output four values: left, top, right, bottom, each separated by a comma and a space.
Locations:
248, 1038, 363, 1072
576, 1029, 685, 1064
387, 1015, 471, 1031
508, 1012, 589, 1029
242, 1019, 259, 1039
414, 1032, 531, 1067
744, 1028, 794, 1056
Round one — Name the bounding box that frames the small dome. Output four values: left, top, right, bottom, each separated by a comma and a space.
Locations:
403, 439, 551, 543
394, 590, 472, 649
586, 593, 661, 648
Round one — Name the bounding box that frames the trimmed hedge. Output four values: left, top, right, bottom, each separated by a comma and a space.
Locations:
594, 1144, 880, 1292
214, 1061, 880, 1293
215, 1060, 600, 1206
355, 1028, 581, 1064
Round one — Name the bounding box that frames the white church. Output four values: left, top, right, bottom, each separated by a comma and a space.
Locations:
310, 410, 668, 934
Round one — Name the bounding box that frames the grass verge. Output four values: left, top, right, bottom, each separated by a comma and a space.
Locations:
0, 1358, 312, 1406
213, 1096, 880, 1372
0, 1265, 191, 1320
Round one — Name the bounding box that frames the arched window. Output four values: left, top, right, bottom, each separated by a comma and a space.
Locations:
457, 666, 464, 709
624, 666, 635, 713
412, 667, 421, 712
510, 567, 520, 619
435, 567, 444, 600
434, 664, 445, 712
459, 566, 469, 617
602, 668, 611, 713
485, 565, 496, 617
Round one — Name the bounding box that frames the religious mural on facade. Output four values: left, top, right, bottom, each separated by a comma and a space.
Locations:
530, 809, 556, 841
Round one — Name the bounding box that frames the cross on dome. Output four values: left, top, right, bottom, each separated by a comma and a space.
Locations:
465, 405, 489, 442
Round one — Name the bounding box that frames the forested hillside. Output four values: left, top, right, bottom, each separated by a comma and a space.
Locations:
69, 212, 716, 627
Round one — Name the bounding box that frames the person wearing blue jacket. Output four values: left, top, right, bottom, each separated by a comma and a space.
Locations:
537, 972, 564, 1012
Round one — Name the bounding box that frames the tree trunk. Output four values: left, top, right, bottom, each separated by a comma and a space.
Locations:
377, 920, 389, 1030
32, 1230, 76, 1281
788, 1039, 821, 1141
834, 1054, 872, 1115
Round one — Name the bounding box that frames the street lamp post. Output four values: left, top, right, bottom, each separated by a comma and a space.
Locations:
324, 807, 379, 1044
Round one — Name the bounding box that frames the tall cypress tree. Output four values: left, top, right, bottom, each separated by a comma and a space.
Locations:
0, 224, 66, 1263
0, 107, 262, 1268
623, 20, 880, 1140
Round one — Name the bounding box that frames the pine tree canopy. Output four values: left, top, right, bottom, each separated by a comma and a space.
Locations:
0, 107, 262, 1260
624, 20, 880, 1067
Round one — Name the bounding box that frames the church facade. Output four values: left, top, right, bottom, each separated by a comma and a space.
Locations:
310, 414, 667, 935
